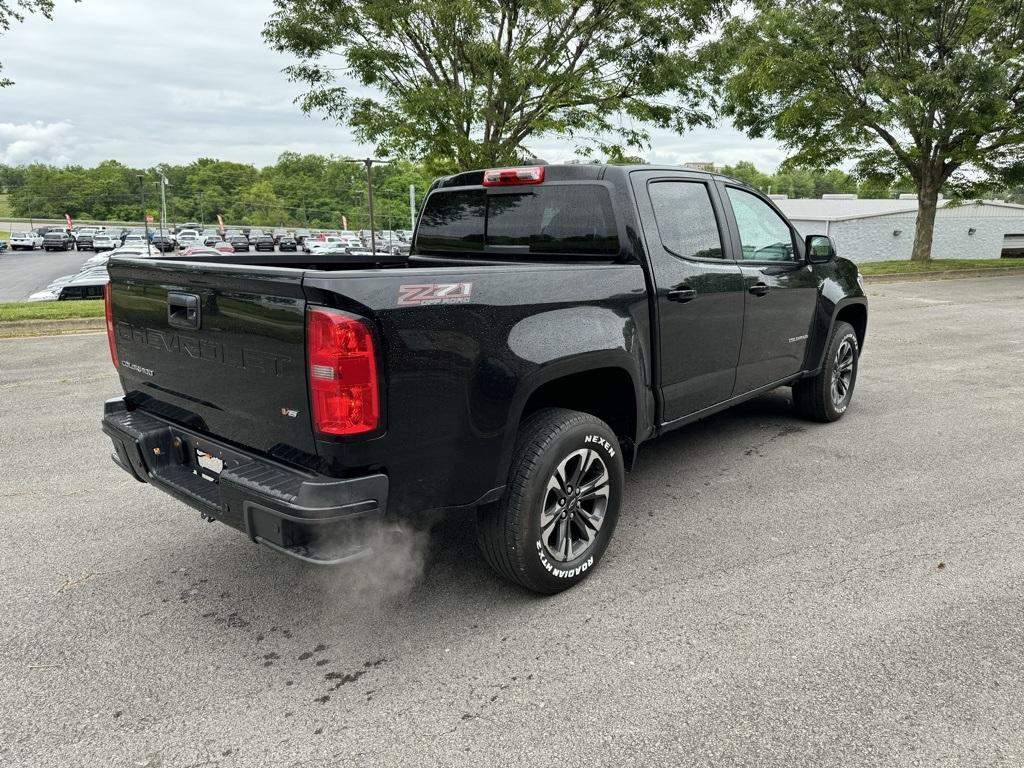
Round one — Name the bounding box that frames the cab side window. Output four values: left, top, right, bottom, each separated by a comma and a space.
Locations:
726, 187, 795, 261
648, 181, 724, 260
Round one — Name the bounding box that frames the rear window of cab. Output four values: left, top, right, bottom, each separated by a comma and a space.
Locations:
416, 184, 619, 260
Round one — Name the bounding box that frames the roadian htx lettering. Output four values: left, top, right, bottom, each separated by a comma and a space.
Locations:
115, 322, 289, 376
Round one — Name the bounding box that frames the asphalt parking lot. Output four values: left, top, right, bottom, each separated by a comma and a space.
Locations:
1, 275, 1022, 767
0, 248, 94, 303
0, 245, 305, 303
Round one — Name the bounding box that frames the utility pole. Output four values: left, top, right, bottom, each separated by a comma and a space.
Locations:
409, 184, 416, 231
345, 158, 391, 254
138, 175, 150, 242
158, 172, 170, 239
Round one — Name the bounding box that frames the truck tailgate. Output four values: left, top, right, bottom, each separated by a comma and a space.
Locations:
107, 258, 316, 458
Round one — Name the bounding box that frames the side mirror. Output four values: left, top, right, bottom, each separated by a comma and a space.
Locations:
805, 234, 836, 264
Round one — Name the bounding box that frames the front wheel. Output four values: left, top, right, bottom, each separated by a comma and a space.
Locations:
793, 321, 860, 422
477, 408, 624, 594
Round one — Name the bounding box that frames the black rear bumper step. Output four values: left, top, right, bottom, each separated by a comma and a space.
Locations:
102, 398, 387, 565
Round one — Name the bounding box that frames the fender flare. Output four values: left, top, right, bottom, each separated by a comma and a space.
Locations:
493, 351, 646, 486
807, 296, 868, 374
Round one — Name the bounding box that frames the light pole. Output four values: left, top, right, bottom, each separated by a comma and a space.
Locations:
345, 158, 391, 253
138, 175, 150, 242
157, 172, 170, 239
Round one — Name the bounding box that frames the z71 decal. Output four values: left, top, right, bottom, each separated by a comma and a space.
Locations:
398, 282, 473, 306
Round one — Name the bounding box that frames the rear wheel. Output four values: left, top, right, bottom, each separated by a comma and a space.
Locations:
793, 320, 859, 422
477, 408, 624, 594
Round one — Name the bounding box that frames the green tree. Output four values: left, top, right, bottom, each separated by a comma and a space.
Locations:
856, 178, 892, 200
813, 169, 857, 198
1, 1, 80, 86
711, 0, 1024, 260
264, 0, 720, 171
719, 161, 772, 190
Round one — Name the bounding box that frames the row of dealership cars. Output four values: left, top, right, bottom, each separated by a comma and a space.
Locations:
17, 226, 417, 302
5, 224, 414, 255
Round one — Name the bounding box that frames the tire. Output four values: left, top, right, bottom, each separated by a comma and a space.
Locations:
477, 408, 624, 594
793, 320, 859, 422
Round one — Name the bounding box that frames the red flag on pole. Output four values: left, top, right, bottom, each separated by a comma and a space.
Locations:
217, 214, 225, 232
64, 213, 73, 229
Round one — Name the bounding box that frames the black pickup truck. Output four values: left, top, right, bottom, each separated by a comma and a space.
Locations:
101, 164, 867, 593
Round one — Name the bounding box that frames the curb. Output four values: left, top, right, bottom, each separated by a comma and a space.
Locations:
0, 316, 105, 339
863, 267, 1024, 284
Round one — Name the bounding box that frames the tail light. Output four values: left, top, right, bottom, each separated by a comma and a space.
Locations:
307, 307, 380, 435
104, 283, 119, 368
482, 165, 545, 186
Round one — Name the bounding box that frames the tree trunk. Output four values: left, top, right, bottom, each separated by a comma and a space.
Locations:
910, 179, 940, 262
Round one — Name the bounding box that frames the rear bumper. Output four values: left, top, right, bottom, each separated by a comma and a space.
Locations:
102, 398, 388, 565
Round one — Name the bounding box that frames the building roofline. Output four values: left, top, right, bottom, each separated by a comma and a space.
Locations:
785, 198, 1024, 224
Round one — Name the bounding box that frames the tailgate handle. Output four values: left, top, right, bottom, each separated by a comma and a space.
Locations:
167, 292, 202, 330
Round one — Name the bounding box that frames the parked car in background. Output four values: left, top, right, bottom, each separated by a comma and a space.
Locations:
304, 235, 344, 253
122, 234, 147, 248
228, 234, 250, 252
9, 232, 44, 250
28, 264, 110, 301
43, 231, 72, 251
178, 246, 223, 259
212, 241, 235, 255
108, 244, 161, 258
150, 235, 175, 252
272, 228, 289, 243
56, 270, 109, 300
203, 231, 223, 246
254, 235, 276, 252
92, 234, 120, 252
74, 228, 98, 251
293, 228, 311, 243
305, 239, 342, 255
278, 236, 297, 252
176, 232, 201, 250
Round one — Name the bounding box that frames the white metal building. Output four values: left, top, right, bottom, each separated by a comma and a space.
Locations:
772, 195, 1024, 262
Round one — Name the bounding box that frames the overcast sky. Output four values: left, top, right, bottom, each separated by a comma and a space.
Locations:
0, 0, 788, 171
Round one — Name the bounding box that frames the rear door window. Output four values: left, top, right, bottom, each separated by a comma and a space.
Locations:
416, 184, 619, 258
647, 181, 724, 260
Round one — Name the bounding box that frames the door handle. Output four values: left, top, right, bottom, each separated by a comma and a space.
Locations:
748, 282, 771, 297
667, 286, 697, 303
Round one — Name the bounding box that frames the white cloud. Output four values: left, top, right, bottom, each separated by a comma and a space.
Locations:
0, 121, 79, 165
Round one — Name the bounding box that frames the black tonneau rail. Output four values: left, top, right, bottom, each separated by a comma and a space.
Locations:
151, 252, 409, 270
